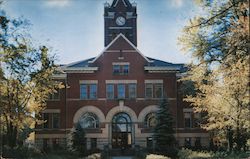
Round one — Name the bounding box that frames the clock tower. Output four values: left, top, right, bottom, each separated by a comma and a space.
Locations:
104, 0, 137, 46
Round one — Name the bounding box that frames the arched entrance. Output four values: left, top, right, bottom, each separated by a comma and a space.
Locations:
112, 112, 132, 148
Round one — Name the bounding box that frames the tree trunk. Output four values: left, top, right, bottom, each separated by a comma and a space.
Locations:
6, 121, 17, 148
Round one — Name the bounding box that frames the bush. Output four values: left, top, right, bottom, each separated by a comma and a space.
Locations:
178, 148, 213, 159
84, 153, 101, 159
146, 154, 171, 159
3, 145, 42, 158
178, 148, 250, 159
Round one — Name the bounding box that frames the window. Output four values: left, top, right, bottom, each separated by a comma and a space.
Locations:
89, 84, 97, 99
113, 64, 129, 75
193, 113, 201, 128
52, 113, 60, 129
147, 137, 153, 149
80, 84, 97, 99
48, 89, 60, 100
43, 113, 49, 129
79, 112, 99, 128
195, 137, 201, 149
128, 84, 136, 99
106, 84, 114, 99
52, 138, 59, 149
113, 65, 120, 74
145, 83, 164, 99
144, 113, 157, 128
117, 84, 125, 99
43, 139, 49, 151
184, 137, 192, 148
91, 138, 97, 149
154, 84, 163, 98
145, 84, 153, 98
184, 112, 192, 128
80, 84, 87, 99
123, 65, 129, 75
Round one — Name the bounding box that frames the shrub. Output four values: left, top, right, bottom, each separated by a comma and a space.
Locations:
2, 145, 42, 158
178, 148, 213, 159
85, 153, 101, 159
146, 154, 171, 159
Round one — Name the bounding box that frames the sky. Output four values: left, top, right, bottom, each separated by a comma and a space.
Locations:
2, 0, 198, 65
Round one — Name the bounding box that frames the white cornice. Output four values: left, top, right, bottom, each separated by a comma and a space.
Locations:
144, 66, 180, 71
63, 67, 98, 71
52, 74, 66, 79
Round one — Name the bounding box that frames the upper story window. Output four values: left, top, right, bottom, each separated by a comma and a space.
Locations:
128, 83, 136, 99
42, 113, 60, 129
112, 63, 130, 75
80, 84, 88, 99
113, 65, 120, 74
117, 84, 125, 99
145, 84, 153, 98
43, 113, 49, 129
52, 113, 60, 129
80, 84, 97, 100
89, 84, 97, 99
48, 89, 60, 100
106, 84, 114, 99
193, 113, 201, 128
184, 112, 192, 128
145, 83, 163, 99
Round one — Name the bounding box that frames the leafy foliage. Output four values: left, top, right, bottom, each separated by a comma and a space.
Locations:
179, 0, 249, 151
0, 3, 60, 148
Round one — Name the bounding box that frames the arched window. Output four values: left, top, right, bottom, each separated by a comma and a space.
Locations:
112, 112, 131, 132
79, 112, 99, 128
144, 112, 157, 128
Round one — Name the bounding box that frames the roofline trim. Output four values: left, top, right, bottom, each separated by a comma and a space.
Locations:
62, 58, 94, 68
89, 33, 153, 63
63, 67, 98, 71
144, 66, 180, 71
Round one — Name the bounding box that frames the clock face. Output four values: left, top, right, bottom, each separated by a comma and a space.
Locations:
116, 16, 126, 26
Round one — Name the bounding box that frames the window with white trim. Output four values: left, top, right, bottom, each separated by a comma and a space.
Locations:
52, 113, 60, 129
112, 64, 129, 75
48, 89, 60, 100
184, 112, 192, 128
145, 83, 163, 98
106, 84, 114, 99
80, 84, 97, 99
128, 83, 136, 99
117, 84, 125, 99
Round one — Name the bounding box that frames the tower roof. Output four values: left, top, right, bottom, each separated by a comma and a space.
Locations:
111, 0, 132, 8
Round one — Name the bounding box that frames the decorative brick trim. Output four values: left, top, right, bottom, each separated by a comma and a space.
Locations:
183, 108, 194, 112
105, 105, 138, 122
79, 80, 98, 84
73, 106, 105, 124
112, 62, 130, 65
138, 105, 159, 122
144, 79, 163, 83
42, 109, 60, 113
106, 80, 137, 84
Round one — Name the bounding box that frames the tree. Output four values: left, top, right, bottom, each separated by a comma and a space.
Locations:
154, 98, 177, 157
71, 122, 86, 155
0, 3, 60, 148
179, 0, 249, 151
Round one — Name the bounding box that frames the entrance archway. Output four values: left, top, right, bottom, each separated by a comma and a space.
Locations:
112, 112, 132, 148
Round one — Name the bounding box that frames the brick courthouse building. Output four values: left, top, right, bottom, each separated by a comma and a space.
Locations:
35, 0, 209, 150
